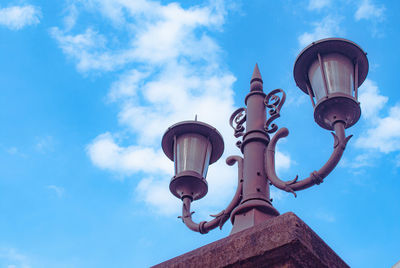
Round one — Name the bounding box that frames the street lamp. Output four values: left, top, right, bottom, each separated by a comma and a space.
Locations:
162, 120, 224, 201
161, 38, 368, 235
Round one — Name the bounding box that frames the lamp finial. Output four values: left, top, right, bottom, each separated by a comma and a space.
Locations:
250, 63, 263, 91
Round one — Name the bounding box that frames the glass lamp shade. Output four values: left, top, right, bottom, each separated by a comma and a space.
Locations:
308, 53, 354, 101
175, 133, 212, 179
294, 38, 369, 130
162, 121, 224, 200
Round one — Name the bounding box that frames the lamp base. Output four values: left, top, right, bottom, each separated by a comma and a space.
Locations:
152, 212, 349, 268
169, 171, 208, 201
314, 94, 360, 130
230, 199, 280, 234
230, 208, 276, 235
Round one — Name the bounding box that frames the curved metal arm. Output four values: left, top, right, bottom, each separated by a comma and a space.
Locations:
180, 156, 244, 234
265, 121, 352, 197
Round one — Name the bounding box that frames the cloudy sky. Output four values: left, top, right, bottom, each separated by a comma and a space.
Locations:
0, 0, 399, 267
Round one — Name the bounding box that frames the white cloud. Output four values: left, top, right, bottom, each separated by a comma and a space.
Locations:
51, 1, 224, 72
355, 80, 400, 153
358, 79, 388, 120
50, 27, 119, 72
54, 0, 293, 216
340, 152, 377, 169
116, 65, 236, 146
6, 147, 26, 158
87, 132, 172, 175
63, 3, 79, 31
46, 185, 65, 198
135, 177, 181, 215
356, 104, 400, 153
7, 147, 18, 155
35, 136, 55, 153
355, 0, 385, 21
108, 70, 149, 102
308, 0, 331, 11
0, 248, 31, 268
354, 0, 386, 37
276, 151, 291, 171
0, 5, 41, 30
298, 16, 343, 47
342, 79, 400, 168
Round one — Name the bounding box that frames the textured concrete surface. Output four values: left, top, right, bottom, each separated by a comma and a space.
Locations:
152, 212, 349, 268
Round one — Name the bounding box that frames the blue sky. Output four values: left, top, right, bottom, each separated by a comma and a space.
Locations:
0, 0, 399, 267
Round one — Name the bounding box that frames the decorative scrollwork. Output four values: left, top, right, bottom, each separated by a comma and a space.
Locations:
229, 108, 247, 148
264, 88, 286, 134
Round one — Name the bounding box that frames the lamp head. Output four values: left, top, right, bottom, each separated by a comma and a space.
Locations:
294, 38, 369, 130
161, 120, 224, 200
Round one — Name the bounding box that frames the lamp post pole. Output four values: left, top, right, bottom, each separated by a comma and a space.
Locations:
228, 65, 279, 234
161, 37, 369, 236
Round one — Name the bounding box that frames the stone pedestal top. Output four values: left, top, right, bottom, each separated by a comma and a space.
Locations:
152, 212, 349, 268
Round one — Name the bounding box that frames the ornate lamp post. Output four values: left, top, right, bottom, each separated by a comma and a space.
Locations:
161, 38, 368, 235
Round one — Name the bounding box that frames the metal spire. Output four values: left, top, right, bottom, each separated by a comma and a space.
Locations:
250, 63, 263, 91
